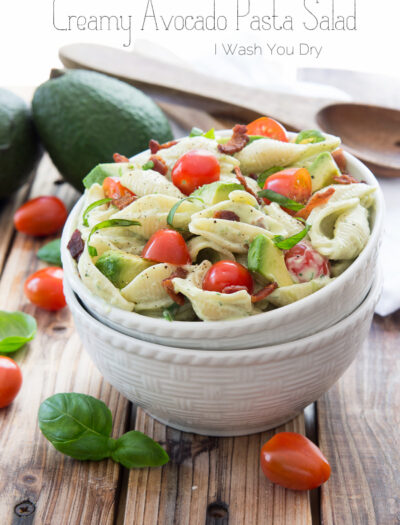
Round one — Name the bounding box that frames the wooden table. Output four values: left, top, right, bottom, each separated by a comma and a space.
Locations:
0, 99, 399, 525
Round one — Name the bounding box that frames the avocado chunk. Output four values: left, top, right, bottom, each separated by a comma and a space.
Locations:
248, 235, 294, 287
95, 250, 154, 289
191, 181, 244, 205
308, 152, 341, 192
83, 163, 132, 189
295, 129, 325, 145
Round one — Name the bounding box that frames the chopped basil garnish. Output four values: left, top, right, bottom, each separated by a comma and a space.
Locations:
142, 160, 154, 170
82, 198, 112, 227
162, 303, 180, 322
189, 127, 203, 137
203, 128, 215, 139
295, 130, 325, 145
248, 135, 266, 144
273, 224, 311, 250
257, 189, 305, 211
257, 166, 284, 188
87, 219, 141, 257
189, 127, 215, 139
167, 197, 204, 229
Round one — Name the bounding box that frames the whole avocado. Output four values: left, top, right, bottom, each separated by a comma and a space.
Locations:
32, 70, 173, 190
0, 88, 41, 199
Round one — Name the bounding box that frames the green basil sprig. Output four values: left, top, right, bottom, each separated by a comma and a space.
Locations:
258, 189, 305, 212
38, 393, 169, 468
257, 167, 284, 189
142, 160, 154, 170
0, 311, 37, 354
87, 219, 141, 257
37, 239, 62, 267
82, 198, 112, 227
167, 197, 204, 229
273, 224, 311, 250
189, 127, 215, 139
162, 303, 180, 322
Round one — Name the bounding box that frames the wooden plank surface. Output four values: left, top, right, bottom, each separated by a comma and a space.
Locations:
318, 313, 400, 525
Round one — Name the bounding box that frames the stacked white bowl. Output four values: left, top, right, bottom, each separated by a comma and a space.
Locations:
61, 151, 384, 436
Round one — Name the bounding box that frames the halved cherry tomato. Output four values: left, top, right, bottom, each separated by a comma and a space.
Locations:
103, 177, 135, 200
260, 432, 331, 490
142, 229, 191, 265
263, 168, 312, 213
285, 241, 330, 283
202, 260, 254, 294
14, 196, 67, 237
0, 356, 23, 408
171, 150, 220, 195
247, 117, 289, 142
24, 267, 66, 311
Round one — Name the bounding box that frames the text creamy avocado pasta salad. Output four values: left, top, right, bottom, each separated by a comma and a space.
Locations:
67, 117, 376, 322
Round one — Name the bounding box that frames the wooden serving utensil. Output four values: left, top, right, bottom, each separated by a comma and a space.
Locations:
59, 43, 400, 177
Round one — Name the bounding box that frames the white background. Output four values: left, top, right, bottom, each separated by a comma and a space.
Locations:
0, 0, 397, 87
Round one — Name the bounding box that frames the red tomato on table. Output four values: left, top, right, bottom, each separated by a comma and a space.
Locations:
24, 267, 66, 311
202, 260, 254, 295
0, 356, 23, 408
142, 229, 191, 266
14, 196, 67, 237
247, 117, 289, 142
103, 177, 135, 200
262, 168, 312, 213
171, 150, 220, 195
285, 241, 330, 283
260, 432, 331, 490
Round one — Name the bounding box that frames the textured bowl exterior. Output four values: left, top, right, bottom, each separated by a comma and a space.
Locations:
61, 149, 384, 350
64, 270, 381, 436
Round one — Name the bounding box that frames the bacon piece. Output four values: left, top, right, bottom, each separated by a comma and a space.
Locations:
234, 166, 262, 204
218, 124, 249, 155
113, 153, 130, 163
67, 229, 84, 262
333, 174, 360, 185
149, 155, 168, 176
295, 188, 335, 221
251, 282, 278, 303
222, 285, 248, 294
149, 139, 178, 155
112, 193, 136, 210
162, 267, 188, 306
332, 149, 347, 173
213, 210, 240, 222
248, 173, 259, 181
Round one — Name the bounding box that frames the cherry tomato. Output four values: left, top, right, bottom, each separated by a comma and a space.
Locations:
142, 229, 191, 265
202, 260, 254, 294
14, 196, 67, 237
0, 356, 23, 408
285, 241, 330, 283
103, 177, 135, 200
247, 117, 289, 142
24, 267, 66, 311
260, 432, 331, 490
171, 150, 220, 195
263, 168, 312, 213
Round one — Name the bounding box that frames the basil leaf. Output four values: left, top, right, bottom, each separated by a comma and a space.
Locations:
38, 393, 113, 461
111, 431, 169, 468
0, 311, 37, 354
248, 135, 265, 144
295, 130, 325, 145
37, 239, 62, 267
189, 127, 215, 139
167, 197, 204, 229
163, 303, 180, 322
257, 167, 283, 189
273, 224, 311, 250
258, 189, 305, 212
87, 219, 141, 257
142, 160, 154, 170
189, 127, 203, 137
82, 198, 112, 227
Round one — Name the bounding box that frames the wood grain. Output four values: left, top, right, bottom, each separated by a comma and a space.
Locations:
123, 410, 311, 525
318, 313, 400, 525
0, 155, 129, 525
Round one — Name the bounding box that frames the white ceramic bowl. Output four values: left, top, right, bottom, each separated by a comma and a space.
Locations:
61, 150, 384, 350
64, 268, 382, 436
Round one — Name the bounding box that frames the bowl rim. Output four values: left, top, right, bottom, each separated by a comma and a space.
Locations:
64, 265, 382, 364
61, 133, 384, 337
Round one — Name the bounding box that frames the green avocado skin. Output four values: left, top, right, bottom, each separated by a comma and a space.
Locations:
32, 70, 173, 191
0, 88, 41, 199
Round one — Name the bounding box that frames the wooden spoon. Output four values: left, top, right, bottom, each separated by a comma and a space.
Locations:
59, 43, 400, 177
